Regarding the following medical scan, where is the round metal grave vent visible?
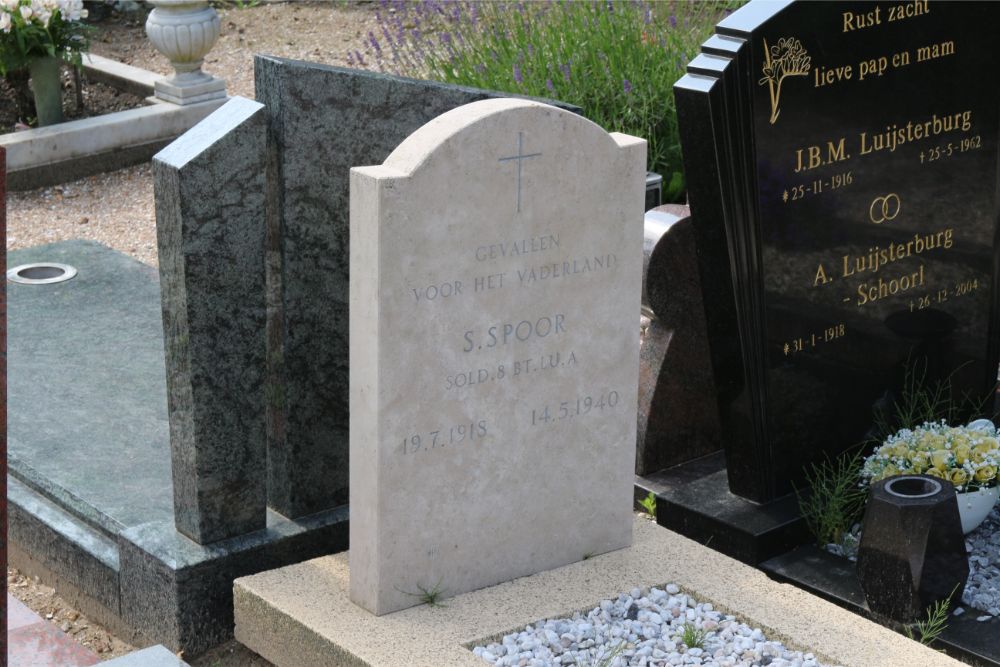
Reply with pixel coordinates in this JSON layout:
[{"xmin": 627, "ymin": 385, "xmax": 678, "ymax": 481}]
[{"xmin": 7, "ymin": 262, "xmax": 78, "ymax": 285}]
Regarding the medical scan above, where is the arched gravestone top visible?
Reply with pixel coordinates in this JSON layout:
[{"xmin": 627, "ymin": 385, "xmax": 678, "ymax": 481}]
[
  {"xmin": 676, "ymin": 0, "xmax": 1000, "ymax": 502},
  {"xmin": 349, "ymin": 98, "xmax": 645, "ymax": 615}
]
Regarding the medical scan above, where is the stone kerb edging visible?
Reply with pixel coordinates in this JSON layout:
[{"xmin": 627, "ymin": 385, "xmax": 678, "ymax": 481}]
[
  {"xmin": 234, "ymin": 517, "xmax": 960, "ymax": 667},
  {"xmin": 1, "ymin": 53, "xmax": 227, "ymax": 190}
]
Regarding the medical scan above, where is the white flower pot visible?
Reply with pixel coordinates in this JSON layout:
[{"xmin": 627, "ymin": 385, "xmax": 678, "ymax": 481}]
[{"xmin": 956, "ymin": 486, "xmax": 998, "ymax": 534}]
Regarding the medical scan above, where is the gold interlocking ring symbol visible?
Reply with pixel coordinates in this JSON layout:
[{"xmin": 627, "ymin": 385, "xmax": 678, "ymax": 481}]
[{"xmin": 869, "ymin": 194, "xmax": 901, "ymax": 224}]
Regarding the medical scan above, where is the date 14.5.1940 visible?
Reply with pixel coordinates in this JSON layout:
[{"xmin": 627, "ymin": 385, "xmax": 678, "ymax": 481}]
[{"xmin": 530, "ymin": 391, "xmax": 622, "ymax": 427}]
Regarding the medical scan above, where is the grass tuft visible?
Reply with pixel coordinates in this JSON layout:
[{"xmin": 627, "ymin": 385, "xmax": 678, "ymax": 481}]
[
  {"xmin": 582, "ymin": 639, "xmax": 627, "ymax": 667},
  {"xmin": 677, "ymin": 623, "xmax": 707, "ymax": 649},
  {"xmin": 638, "ymin": 491, "xmax": 657, "ymax": 519},
  {"xmin": 795, "ymin": 449, "xmax": 868, "ymax": 547}
]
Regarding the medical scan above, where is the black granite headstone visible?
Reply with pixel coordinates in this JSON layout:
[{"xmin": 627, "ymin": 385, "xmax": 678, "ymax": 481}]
[{"xmin": 676, "ymin": 0, "xmax": 1000, "ymax": 503}]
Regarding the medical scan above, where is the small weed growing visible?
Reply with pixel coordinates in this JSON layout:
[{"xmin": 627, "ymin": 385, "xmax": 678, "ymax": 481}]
[
  {"xmin": 795, "ymin": 449, "xmax": 868, "ymax": 547},
  {"xmin": 582, "ymin": 639, "xmax": 627, "ymax": 667},
  {"xmin": 871, "ymin": 359, "xmax": 989, "ymax": 441},
  {"xmin": 677, "ymin": 623, "xmax": 707, "ymax": 650},
  {"xmin": 904, "ymin": 586, "xmax": 957, "ymax": 646},
  {"xmin": 397, "ymin": 580, "xmax": 447, "ymax": 608},
  {"xmin": 638, "ymin": 491, "xmax": 657, "ymax": 519}
]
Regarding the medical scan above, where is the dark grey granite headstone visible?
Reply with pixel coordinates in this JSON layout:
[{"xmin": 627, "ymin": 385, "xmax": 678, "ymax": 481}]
[
  {"xmin": 153, "ymin": 97, "xmax": 268, "ymax": 544},
  {"xmin": 255, "ymin": 57, "xmax": 579, "ymax": 517}
]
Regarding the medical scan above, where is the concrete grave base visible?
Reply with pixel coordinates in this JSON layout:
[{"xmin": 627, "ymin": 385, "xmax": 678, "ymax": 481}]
[{"xmin": 234, "ymin": 516, "xmax": 956, "ymax": 667}]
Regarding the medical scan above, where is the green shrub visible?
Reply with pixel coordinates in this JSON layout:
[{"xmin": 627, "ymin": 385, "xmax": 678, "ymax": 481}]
[{"xmin": 356, "ymin": 1, "xmax": 740, "ymax": 202}]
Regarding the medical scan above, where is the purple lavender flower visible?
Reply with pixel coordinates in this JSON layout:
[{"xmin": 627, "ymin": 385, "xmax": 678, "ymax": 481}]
[
  {"xmin": 560, "ymin": 62, "xmax": 571, "ymax": 82},
  {"xmin": 354, "ymin": 50, "xmax": 366, "ymax": 67},
  {"xmin": 440, "ymin": 32, "xmax": 453, "ymax": 46},
  {"xmin": 513, "ymin": 63, "xmax": 523, "ymax": 84},
  {"xmin": 546, "ymin": 78, "xmax": 554, "ymax": 92},
  {"xmin": 368, "ymin": 31, "xmax": 381, "ymax": 54},
  {"xmin": 346, "ymin": 51, "xmax": 355, "ymax": 66},
  {"xmin": 644, "ymin": 6, "xmax": 652, "ymax": 24},
  {"xmin": 623, "ymin": 78, "xmax": 632, "ymax": 94},
  {"xmin": 669, "ymin": 13, "xmax": 677, "ymax": 28}
]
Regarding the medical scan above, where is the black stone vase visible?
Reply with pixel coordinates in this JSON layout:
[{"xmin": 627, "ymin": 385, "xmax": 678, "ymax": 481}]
[{"xmin": 857, "ymin": 475, "xmax": 968, "ymax": 622}]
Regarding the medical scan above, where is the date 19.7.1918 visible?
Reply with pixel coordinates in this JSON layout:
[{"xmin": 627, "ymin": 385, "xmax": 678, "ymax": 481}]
[{"xmin": 401, "ymin": 420, "xmax": 488, "ymax": 455}]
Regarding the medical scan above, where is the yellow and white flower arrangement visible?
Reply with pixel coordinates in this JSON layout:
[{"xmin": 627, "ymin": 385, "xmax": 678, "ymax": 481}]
[{"xmin": 861, "ymin": 420, "xmax": 1000, "ymax": 492}]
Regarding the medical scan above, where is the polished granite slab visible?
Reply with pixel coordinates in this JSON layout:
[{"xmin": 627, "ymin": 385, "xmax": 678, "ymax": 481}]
[{"xmin": 7, "ymin": 240, "xmax": 348, "ymax": 655}]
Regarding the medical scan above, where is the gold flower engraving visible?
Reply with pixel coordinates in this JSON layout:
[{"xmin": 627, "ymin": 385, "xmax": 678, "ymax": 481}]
[{"xmin": 759, "ymin": 37, "xmax": 811, "ymax": 125}]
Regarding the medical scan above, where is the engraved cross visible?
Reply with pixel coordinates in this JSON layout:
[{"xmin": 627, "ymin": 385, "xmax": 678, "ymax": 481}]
[{"xmin": 498, "ymin": 132, "xmax": 542, "ymax": 213}]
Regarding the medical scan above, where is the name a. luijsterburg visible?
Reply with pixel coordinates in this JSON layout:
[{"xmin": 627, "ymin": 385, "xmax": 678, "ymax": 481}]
[{"xmin": 793, "ymin": 110, "xmax": 973, "ymax": 172}]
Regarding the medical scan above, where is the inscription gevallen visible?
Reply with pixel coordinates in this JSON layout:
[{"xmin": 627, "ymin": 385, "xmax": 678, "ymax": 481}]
[{"xmin": 349, "ymin": 99, "xmax": 645, "ymax": 615}]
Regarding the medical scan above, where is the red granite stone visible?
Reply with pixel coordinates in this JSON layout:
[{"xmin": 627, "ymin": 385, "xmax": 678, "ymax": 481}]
[
  {"xmin": 1, "ymin": 144, "xmax": 7, "ymax": 666},
  {"xmin": 7, "ymin": 595, "xmax": 39, "ymax": 631},
  {"xmin": 7, "ymin": 594, "xmax": 100, "ymax": 667}
]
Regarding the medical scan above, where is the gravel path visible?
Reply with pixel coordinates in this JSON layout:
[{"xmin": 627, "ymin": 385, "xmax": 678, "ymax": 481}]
[{"xmin": 7, "ymin": 1, "xmax": 380, "ymax": 268}]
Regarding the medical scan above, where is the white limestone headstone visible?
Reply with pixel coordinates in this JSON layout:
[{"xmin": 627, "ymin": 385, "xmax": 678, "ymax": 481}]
[{"xmin": 349, "ymin": 98, "xmax": 645, "ymax": 615}]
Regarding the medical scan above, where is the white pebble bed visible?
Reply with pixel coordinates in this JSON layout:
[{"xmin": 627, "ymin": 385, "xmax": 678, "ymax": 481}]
[
  {"xmin": 959, "ymin": 505, "xmax": 1000, "ymax": 620},
  {"xmin": 472, "ymin": 584, "xmax": 829, "ymax": 667}
]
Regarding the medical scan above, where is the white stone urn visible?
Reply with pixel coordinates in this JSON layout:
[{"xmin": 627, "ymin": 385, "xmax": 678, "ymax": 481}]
[{"xmin": 145, "ymin": 0, "xmax": 226, "ymax": 105}]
